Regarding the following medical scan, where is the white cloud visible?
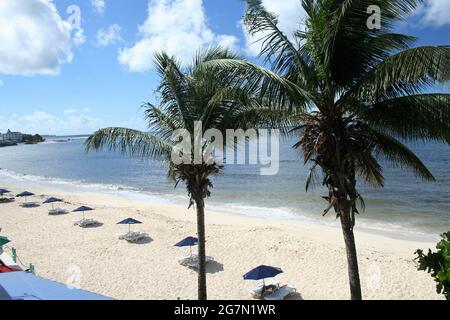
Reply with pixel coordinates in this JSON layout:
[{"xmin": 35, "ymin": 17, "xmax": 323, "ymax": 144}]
[
  {"xmin": 63, "ymin": 107, "xmax": 91, "ymax": 115},
  {"xmin": 0, "ymin": 111, "xmax": 104, "ymax": 135},
  {"xmin": 0, "ymin": 0, "xmax": 83, "ymax": 76},
  {"xmin": 118, "ymin": 0, "xmax": 239, "ymax": 72},
  {"xmin": 91, "ymin": 0, "xmax": 106, "ymax": 15},
  {"xmin": 243, "ymin": 0, "xmax": 307, "ymax": 57},
  {"xmin": 73, "ymin": 29, "xmax": 86, "ymax": 46},
  {"xmin": 420, "ymin": 0, "xmax": 450, "ymax": 27},
  {"xmin": 96, "ymin": 24, "xmax": 123, "ymax": 47},
  {"xmin": 0, "ymin": 110, "xmax": 147, "ymax": 135},
  {"xmin": 216, "ymin": 35, "xmax": 240, "ymax": 53}
]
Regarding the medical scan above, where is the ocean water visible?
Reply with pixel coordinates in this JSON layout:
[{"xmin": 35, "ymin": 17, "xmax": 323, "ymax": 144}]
[{"xmin": 0, "ymin": 137, "xmax": 448, "ymax": 240}]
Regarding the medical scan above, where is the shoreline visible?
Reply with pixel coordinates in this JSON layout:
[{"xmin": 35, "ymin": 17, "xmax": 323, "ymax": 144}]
[
  {"xmin": 0, "ymin": 169, "xmax": 442, "ymax": 243},
  {"xmin": 0, "ymin": 180, "xmax": 442, "ymax": 300}
]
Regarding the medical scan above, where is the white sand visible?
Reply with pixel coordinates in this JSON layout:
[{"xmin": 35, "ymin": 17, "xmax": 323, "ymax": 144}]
[{"xmin": 0, "ymin": 182, "xmax": 442, "ymax": 300}]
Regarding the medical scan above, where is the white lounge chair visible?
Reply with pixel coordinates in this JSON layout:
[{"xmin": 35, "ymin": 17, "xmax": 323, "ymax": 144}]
[
  {"xmin": 74, "ymin": 218, "xmax": 100, "ymax": 228},
  {"xmin": 119, "ymin": 231, "xmax": 149, "ymax": 243},
  {"xmin": 178, "ymin": 253, "xmax": 215, "ymax": 268},
  {"xmin": 249, "ymin": 283, "xmax": 279, "ymax": 299},
  {"xmin": 20, "ymin": 202, "xmax": 40, "ymax": 208},
  {"xmin": 264, "ymin": 285, "xmax": 297, "ymax": 300},
  {"xmin": 49, "ymin": 208, "xmax": 69, "ymax": 215},
  {"xmin": 0, "ymin": 197, "xmax": 14, "ymax": 204}
]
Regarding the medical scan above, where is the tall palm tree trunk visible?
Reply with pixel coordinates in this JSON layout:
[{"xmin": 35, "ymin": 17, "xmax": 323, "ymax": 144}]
[
  {"xmin": 339, "ymin": 207, "xmax": 362, "ymax": 300},
  {"xmin": 195, "ymin": 196, "xmax": 207, "ymax": 300}
]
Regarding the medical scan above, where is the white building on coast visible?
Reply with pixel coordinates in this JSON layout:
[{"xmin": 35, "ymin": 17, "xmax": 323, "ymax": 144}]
[{"xmin": 0, "ymin": 130, "xmax": 23, "ymax": 143}]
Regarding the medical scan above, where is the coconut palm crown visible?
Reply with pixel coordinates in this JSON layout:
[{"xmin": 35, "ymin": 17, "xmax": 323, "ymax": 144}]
[
  {"xmin": 85, "ymin": 47, "xmax": 291, "ymax": 300},
  {"xmin": 208, "ymin": 0, "xmax": 450, "ymax": 299}
]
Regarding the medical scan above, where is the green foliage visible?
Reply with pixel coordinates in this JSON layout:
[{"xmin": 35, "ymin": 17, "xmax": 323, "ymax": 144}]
[
  {"xmin": 415, "ymin": 232, "xmax": 450, "ymax": 300},
  {"xmin": 22, "ymin": 134, "xmax": 45, "ymax": 143}
]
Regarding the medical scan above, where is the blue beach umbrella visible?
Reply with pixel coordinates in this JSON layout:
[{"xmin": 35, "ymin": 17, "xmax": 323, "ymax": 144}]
[
  {"xmin": 17, "ymin": 191, "xmax": 34, "ymax": 197},
  {"xmin": 117, "ymin": 218, "xmax": 142, "ymax": 233},
  {"xmin": 175, "ymin": 237, "xmax": 198, "ymax": 256},
  {"xmin": 43, "ymin": 197, "xmax": 63, "ymax": 210},
  {"xmin": 16, "ymin": 191, "xmax": 35, "ymax": 202},
  {"xmin": 244, "ymin": 265, "xmax": 283, "ymax": 286},
  {"xmin": 0, "ymin": 189, "xmax": 10, "ymax": 196},
  {"xmin": 73, "ymin": 206, "xmax": 94, "ymax": 219}
]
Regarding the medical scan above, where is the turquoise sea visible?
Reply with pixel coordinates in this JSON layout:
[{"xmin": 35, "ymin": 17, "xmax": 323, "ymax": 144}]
[{"xmin": 0, "ymin": 137, "xmax": 448, "ymax": 240}]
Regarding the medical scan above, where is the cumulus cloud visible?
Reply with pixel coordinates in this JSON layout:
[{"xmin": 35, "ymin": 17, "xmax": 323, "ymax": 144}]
[
  {"xmin": 118, "ymin": 0, "xmax": 239, "ymax": 72},
  {"xmin": 96, "ymin": 24, "xmax": 123, "ymax": 47},
  {"xmin": 0, "ymin": 110, "xmax": 147, "ymax": 135},
  {"xmin": 63, "ymin": 107, "xmax": 91, "ymax": 115},
  {"xmin": 91, "ymin": 0, "xmax": 106, "ymax": 15},
  {"xmin": 0, "ymin": 0, "xmax": 84, "ymax": 76},
  {"xmin": 0, "ymin": 111, "xmax": 99, "ymax": 135},
  {"xmin": 243, "ymin": 0, "xmax": 307, "ymax": 57},
  {"xmin": 420, "ymin": 0, "xmax": 450, "ymax": 27}
]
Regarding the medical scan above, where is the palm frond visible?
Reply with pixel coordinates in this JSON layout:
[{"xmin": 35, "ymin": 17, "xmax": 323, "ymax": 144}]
[
  {"xmin": 361, "ymin": 94, "xmax": 450, "ymax": 143},
  {"xmin": 345, "ymin": 46, "xmax": 450, "ymax": 102},
  {"xmin": 201, "ymin": 58, "xmax": 313, "ymax": 110},
  {"xmin": 244, "ymin": 0, "xmax": 313, "ymax": 84},
  {"xmin": 85, "ymin": 127, "xmax": 172, "ymax": 161},
  {"xmin": 368, "ymin": 128, "xmax": 435, "ymax": 181}
]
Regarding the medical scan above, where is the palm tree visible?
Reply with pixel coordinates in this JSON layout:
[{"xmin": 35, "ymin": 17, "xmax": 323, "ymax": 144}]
[
  {"xmin": 84, "ymin": 48, "xmax": 291, "ymax": 300},
  {"xmin": 210, "ymin": 0, "xmax": 450, "ymax": 299}
]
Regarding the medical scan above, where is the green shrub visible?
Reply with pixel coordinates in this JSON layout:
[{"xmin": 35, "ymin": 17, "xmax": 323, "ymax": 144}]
[{"xmin": 415, "ymin": 232, "xmax": 450, "ymax": 300}]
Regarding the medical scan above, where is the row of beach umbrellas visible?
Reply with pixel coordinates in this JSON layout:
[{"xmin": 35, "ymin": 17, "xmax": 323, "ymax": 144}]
[
  {"xmin": 3, "ymin": 188, "xmax": 284, "ymax": 286},
  {"xmin": 2, "ymin": 189, "xmax": 144, "ymax": 233}
]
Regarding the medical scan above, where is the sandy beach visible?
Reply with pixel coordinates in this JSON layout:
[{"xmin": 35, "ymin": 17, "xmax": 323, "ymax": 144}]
[{"xmin": 0, "ymin": 181, "xmax": 442, "ymax": 300}]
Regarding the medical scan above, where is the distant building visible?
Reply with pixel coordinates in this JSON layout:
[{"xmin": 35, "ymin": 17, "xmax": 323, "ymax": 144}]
[{"xmin": 0, "ymin": 130, "xmax": 23, "ymax": 143}]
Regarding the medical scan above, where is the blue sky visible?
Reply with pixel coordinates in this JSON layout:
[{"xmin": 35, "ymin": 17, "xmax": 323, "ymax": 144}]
[{"xmin": 0, "ymin": 0, "xmax": 449, "ymax": 136}]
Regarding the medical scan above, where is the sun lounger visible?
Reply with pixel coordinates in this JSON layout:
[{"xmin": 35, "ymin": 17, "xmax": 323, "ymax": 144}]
[
  {"xmin": 74, "ymin": 218, "xmax": 100, "ymax": 228},
  {"xmin": 177, "ymin": 254, "xmax": 214, "ymax": 269},
  {"xmin": 20, "ymin": 202, "xmax": 40, "ymax": 208},
  {"xmin": 249, "ymin": 283, "xmax": 279, "ymax": 299},
  {"xmin": 0, "ymin": 198, "xmax": 14, "ymax": 204},
  {"xmin": 0, "ymin": 259, "xmax": 21, "ymax": 273},
  {"xmin": 119, "ymin": 231, "xmax": 149, "ymax": 243},
  {"xmin": 186, "ymin": 256, "xmax": 214, "ymax": 269},
  {"xmin": 48, "ymin": 208, "xmax": 69, "ymax": 215},
  {"xmin": 264, "ymin": 285, "xmax": 296, "ymax": 300}
]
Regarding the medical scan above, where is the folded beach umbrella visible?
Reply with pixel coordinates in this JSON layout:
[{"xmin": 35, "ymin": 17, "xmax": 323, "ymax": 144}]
[
  {"xmin": 43, "ymin": 197, "xmax": 63, "ymax": 210},
  {"xmin": 244, "ymin": 265, "xmax": 283, "ymax": 285},
  {"xmin": 73, "ymin": 206, "xmax": 94, "ymax": 219},
  {"xmin": 175, "ymin": 237, "xmax": 198, "ymax": 256},
  {"xmin": 117, "ymin": 218, "xmax": 142, "ymax": 233},
  {"xmin": 0, "ymin": 189, "xmax": 10, "ymax": 196}
]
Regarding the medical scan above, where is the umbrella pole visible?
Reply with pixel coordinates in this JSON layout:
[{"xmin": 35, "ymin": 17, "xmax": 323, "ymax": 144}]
[
  {"xmin": 129, "ymin": 224, "xmax": 131, "ymax": 234},
  {"xmin": 190, "ymin": 245, "xmax": 192, "ymax": 257}
]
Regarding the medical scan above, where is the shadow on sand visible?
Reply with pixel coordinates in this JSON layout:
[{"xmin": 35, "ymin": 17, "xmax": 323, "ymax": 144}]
[
  {"xmin": 128, "ymin": 237, "xmax": 154, "ymax": 245},
  {"xmin": 206, "ymin": 261, "xmax": 224, "ymax": 274},
  {"xmin": 80, "ymin": 222, "xmax": 104, "ymax": 229},
  {"xmin": 285, "ymin": 292, "xmax": 304, "ymax": 300}
]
